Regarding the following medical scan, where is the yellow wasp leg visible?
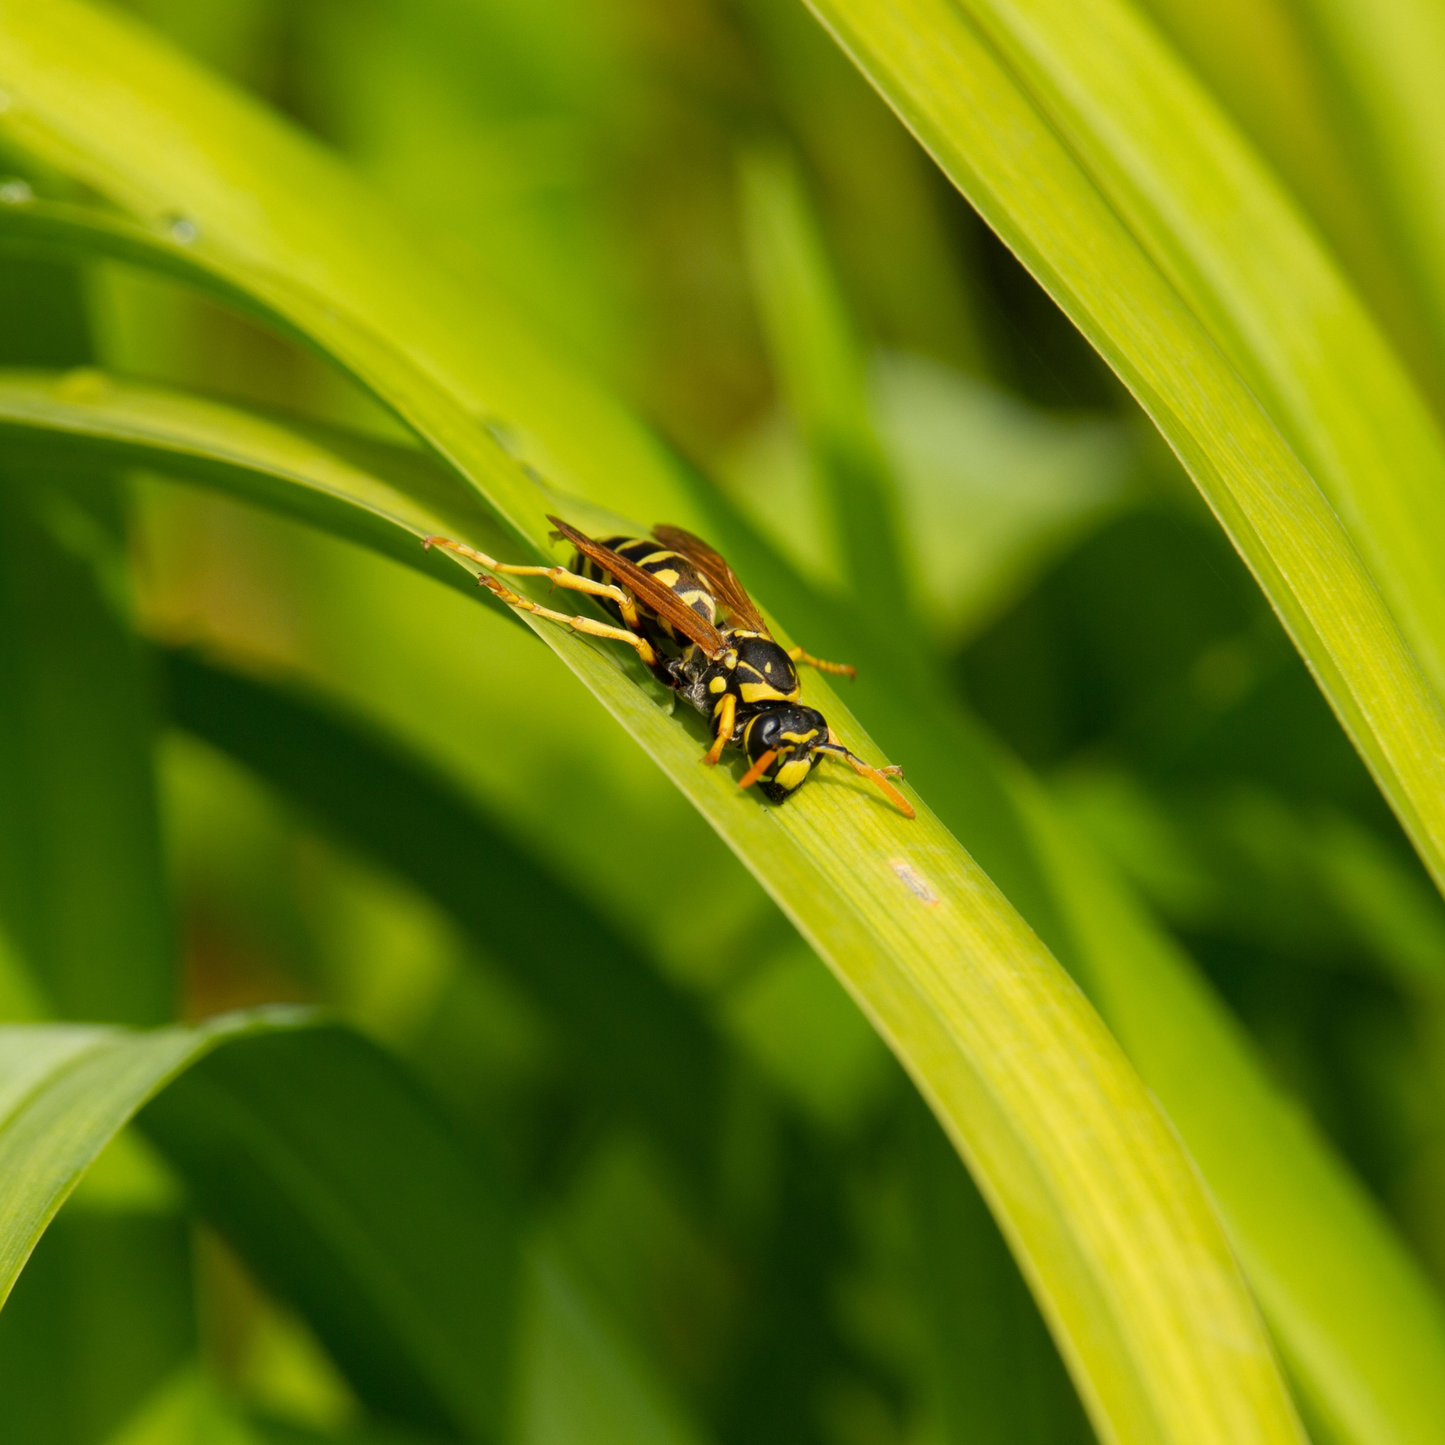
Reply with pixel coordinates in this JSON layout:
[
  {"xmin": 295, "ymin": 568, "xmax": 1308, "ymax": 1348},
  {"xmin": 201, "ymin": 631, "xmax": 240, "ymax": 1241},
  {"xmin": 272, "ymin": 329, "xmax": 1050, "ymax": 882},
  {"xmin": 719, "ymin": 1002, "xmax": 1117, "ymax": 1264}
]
[
  {"xmin": 423, "ymin": 534, "xmax": 645, "ymax": 629},
  {"xmin": 786, "ymin": 646, "xmax": 857, "ymax": 681},
  {"xmin": 473, "ymin": 573, "xmax": 661, "ymax": 667},
  {"xmin": 702, "ymin": 692, "xmax": 736, "ymax": 766}
]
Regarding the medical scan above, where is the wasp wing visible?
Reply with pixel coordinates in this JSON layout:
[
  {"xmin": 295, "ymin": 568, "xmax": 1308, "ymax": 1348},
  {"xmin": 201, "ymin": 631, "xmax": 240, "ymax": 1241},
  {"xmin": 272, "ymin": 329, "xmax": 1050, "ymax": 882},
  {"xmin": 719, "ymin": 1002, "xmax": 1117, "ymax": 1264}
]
[
  {"xmin": 548, "ymin": 515, "xmax": 728, "ymax": 657},
  {"xmin": 651, "ymin": 524, "xmax": 771, "ymax": 637}
]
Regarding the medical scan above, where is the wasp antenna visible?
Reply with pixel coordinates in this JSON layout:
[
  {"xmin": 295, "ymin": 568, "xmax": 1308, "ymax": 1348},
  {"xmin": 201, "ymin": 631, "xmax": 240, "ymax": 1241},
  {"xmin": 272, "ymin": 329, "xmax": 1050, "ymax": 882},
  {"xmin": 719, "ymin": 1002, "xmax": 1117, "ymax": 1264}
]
[
  {"xmin": 738, "ymin": 750, "xmax": 778, "ymax": 790},
  {"xmin": 818, "ymin": 743, "xmax": 915, "ymax": 819}
]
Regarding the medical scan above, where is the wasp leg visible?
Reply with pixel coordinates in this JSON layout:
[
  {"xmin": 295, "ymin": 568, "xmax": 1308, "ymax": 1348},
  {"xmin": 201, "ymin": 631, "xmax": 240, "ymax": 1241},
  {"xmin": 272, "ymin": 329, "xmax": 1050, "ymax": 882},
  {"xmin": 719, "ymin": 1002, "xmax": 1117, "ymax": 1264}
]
[
  {"xmin": 786, "ymin": 646, "xmax": 857, "ymax": 681},
  {"xmin": 475, "ymin": 573, "xmax": 661, "ymax": 668},
  {"xmin": 702, "ymin": 692, "xmax": 736, "ymax": 766},
  {"xmin": 422, "ymin": 534, "xmax": 645, "ymax": 630}
]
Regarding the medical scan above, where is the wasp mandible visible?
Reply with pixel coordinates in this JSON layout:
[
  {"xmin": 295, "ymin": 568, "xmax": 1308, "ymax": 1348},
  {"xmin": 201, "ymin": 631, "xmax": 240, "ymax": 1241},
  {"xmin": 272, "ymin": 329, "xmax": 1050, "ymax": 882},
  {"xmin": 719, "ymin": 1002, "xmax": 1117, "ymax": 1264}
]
[{"xmin": 423, "ymin": 517, "xmax": 914, "ymax": 818}]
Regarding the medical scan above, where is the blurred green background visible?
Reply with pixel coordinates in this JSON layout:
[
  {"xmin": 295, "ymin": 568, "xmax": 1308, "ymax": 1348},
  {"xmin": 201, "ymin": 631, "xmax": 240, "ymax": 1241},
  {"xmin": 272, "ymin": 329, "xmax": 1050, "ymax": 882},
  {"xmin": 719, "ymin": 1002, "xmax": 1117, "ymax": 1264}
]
[{"xmin": 6, "ymin": 1, "xmax": 1445, "ymax": 1443}]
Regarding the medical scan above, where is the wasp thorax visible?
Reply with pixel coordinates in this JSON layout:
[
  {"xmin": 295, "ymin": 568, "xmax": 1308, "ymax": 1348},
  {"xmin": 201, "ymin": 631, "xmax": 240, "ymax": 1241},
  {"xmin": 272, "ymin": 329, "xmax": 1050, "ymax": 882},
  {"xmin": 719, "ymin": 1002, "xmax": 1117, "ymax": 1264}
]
[{"xmin": 731, "ymin": 634, "xmax": 800, "ymax": 706}]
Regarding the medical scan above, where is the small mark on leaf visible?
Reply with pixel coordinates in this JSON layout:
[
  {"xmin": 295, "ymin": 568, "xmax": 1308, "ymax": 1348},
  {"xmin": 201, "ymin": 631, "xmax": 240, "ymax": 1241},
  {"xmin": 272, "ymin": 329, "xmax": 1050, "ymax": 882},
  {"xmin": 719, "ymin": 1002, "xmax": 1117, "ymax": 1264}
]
[{"xmin": 890, "ymin": 859, "xmax": 940, "ymax": 907}]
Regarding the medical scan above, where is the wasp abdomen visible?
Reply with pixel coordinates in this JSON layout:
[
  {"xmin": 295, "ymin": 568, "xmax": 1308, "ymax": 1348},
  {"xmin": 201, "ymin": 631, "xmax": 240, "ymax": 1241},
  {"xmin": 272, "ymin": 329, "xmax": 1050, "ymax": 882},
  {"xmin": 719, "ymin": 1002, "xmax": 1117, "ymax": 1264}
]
[{"xmin": 576, "ymin": 536, "xmax": 718, "ymax": 645}]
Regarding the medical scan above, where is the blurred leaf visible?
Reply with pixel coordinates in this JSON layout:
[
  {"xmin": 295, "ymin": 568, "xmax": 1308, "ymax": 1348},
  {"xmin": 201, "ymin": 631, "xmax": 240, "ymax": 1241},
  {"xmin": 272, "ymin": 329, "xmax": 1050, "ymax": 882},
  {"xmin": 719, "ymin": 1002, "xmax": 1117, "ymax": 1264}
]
[
  {"xmin": 735, "ymin": 0, "xmax": 989, "ymax": 373},
  {"xmin": 139, "ymin": 1025, "xmax": 520, "ymax": 1443},
  {"xmin": 1291, "ymin": 0, "xmax": 1445, "ymax": 391},
  {"xmin": 0, "ymin": 256, "xmax": 172, "ymax": 1026},
  {"xmin": 0, "ymin": 487, "xmax": 173, "ymax": 1023},
  {"xmin": 0, "ymin": 367, "xmax": 513, "ymax": 613},
  {"xmin": 720, "ymin": 352, "xmax": 1137, "ymax": 648},
  {"xmin": 1127, "ymin": 0, "xmax": 1433, "ymax": 396},
  {"xmin": 872, "ymin": 353, "xmax": 1136, "ymax": 642},
  {"xmin": 721, "ymin": 939, "xmax": 892, "ymax": 1135},
  {"xmin": 156, "ymin": 645, "xmax": 726, "ymax": 1191},
  {"xmin": 513, "ymin": 1246, "xmax": 709, "ymax": 1445},
  {"xmin": 904, "ymin": 1096, "xmax": 1091, "ymax": 1444},
  {"xmin": 800, "ymin": 0, "xmax": 1445, "ymax": 909},
  {"xmin": 0, "ymin": 251, "xmax": 90, "ymax": 369},
  {"xmin": 108, "ymin": 1370, "xmax": 260, "ymax": 1445},
  {"xmin": 0, "ymin": 1010, "xmax": 292, "ymax": 1308},
  {"xmin": 0, "ymin": 1210, "xmax": 194, "ymax": 1445},
  {"xmin": 0, "ymin": 10, "xmax": 1312, "ymax": 1442},
  {"xmin": 0, "ymin": 1011, "xmax": 521, "ymax": 1442},
  {"xmin": 739, "ymin": 146, "xmax": 911, "ymax": 621}
]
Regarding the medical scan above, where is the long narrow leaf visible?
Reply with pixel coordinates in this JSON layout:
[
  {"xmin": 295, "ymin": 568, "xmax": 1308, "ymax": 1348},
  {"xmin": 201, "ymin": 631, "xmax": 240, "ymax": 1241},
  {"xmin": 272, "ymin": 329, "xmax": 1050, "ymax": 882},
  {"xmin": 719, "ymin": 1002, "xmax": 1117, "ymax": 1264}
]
[
  {"xmin": 798, "ymin": 0, "xmax": 1445, "ymax": 909},
  {"xmin": 138, "ymin": 1025, "xmax": 520, "ymax": 1442},
  {"xmin": 0, "ymin": 1011, "xmax": 520, "ymax": 1442},
  {"xmin": 0, "ymin": 256, "xmax": 172, "ymax": 1025},
  {"xmin": 0, "ymin": 1010, "xmax": 294, "ymax": 1308}
]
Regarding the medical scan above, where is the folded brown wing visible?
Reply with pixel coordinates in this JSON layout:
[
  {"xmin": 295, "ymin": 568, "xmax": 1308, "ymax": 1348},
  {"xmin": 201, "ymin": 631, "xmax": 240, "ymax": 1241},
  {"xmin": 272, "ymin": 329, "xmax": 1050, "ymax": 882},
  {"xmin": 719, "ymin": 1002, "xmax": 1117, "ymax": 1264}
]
[
  {"xmin": 548, "ymin": 515, "xmax": 728, "ymax": 657},
  {"xmin": 651, "ymin": 524, "xmax": 770, "ymax": 637}
]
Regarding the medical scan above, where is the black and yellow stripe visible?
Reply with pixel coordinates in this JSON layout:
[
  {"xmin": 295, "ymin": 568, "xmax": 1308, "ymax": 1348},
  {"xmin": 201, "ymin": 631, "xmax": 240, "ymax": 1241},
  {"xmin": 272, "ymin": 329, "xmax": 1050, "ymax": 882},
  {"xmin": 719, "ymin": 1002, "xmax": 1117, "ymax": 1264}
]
[{"xmin": 577, "ymin": 536, "xmax": 718, "ymax": 644}]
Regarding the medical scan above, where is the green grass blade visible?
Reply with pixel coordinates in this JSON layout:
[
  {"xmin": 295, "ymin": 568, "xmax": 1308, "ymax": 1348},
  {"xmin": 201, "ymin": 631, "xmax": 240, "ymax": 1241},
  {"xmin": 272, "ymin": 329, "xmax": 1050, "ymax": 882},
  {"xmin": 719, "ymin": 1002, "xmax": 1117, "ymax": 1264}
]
[
  {"xmin": 1292, "ymin": 0, "xmax": 1445, "ymax": 386},
  {"xmin": 738, "ymin": 146, "xmax": 911, "ymax": 619},
  {"xmin": 0, "ymin": 481, "xmax": 173, "ymax": 1024},
  {"xmin": 0, "ymin": 9, "xmax": 1312, "ymax": 1440},
  {"xmin": 1125, "ymin": 0, "xmax": 1434, "ymax": 395},
  {"xmin": 0, "ymin": 366, "xmax": 518, "ymax": 613},
  {"xmin": 0, "ymin": 1010, "xmax": 299, "ymax": 1308},
  {"xmin": 958, "ymin": 0, "xmax": 1445, "ymax": 700},
  {"xmin": 0, "ymin": 1012, "xmax": 521, "ymax": 1442},
  {"xmin": 797, "ymin": 0, "xmax": 1445, "ymax": 907},
  {"xmin": 138, "ymin": 1025, "xmax": 520, "ymax": 1442}
]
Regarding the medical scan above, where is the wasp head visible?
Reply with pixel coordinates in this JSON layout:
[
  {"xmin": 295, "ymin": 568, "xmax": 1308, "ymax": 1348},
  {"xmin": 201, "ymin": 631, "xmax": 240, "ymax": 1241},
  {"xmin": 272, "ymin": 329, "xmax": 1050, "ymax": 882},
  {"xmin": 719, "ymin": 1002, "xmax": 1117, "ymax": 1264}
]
[
  {"xmin": 739, "ymin": 704, "xmax": 915, "ymax": 817},
  {"xmin": 740, "ymin": 705, "xmax": 829, "ymax": 801}
]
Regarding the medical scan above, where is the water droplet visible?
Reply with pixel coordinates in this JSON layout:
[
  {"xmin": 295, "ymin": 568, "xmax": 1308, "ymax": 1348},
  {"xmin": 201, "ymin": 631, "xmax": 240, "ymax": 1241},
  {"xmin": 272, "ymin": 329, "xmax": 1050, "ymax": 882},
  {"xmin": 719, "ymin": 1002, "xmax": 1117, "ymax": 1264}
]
[
  {"xmin": 0, "ymin": 179, "xmax": 33, "ymax": 205},
  {"xmin": 166, "ymin": 214, "xmax": 199, "ymax": 245},
  {"xmin": 0, "ymin": 92, "xmax": 12, "ymax": 115}
]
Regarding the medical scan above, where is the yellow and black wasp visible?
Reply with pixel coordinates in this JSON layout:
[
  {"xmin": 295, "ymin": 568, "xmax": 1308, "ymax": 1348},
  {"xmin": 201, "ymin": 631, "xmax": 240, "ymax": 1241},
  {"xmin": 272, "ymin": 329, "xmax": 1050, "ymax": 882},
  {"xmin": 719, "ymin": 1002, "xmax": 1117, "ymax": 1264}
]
[{"xmin": 424, "ymin": 517, "xmax": 914, "ymax": 817}]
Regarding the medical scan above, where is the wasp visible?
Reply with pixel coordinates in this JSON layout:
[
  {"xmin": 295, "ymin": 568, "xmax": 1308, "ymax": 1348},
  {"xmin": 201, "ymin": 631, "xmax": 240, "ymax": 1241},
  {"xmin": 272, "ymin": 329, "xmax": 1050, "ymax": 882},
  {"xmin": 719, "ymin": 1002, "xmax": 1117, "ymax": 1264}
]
[{"xmin": 423, "ymin": 517, "xmax": 914, "ymax": 817}]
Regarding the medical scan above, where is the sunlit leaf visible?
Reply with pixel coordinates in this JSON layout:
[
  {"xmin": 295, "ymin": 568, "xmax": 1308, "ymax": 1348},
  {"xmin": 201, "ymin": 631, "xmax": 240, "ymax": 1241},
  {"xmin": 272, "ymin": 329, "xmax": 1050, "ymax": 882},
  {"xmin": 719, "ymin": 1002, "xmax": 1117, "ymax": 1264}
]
[
  {"xmin": 798, "ymin": 0, "xmax": 1445, "ymax": 920},
  {"xmin": 727, "ymin": 69, "xmax": 1445, "ymax": 1442}
]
